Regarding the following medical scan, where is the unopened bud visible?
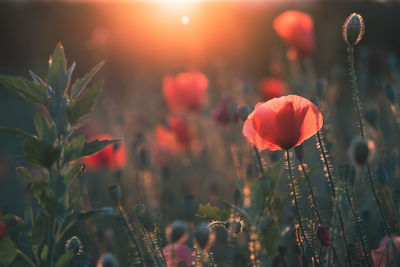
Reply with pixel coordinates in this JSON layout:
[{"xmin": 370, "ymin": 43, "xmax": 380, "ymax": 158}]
[
  {"xmin": 224, "ymin": 220, "xmax": 242, "ymax": 234},
  {"xmin": 343, "ymin": 13, "xmax": 365, "ymax": 46},
  {"xmin": 194, "ymin": 223, "xmax": 210, "ymax": 249},
  {"xmin": 108, "ymin": 184, "xmax": 121, "ymax": 204},
  {"xmin": 349, "ymin": 138, "xmax": 369, "ymax": 165},
  {"xmin": 98, "ymin": 252, "xmax": 119, "ymax": 267},
  {"xmin": 316, "ymin": 225, "xmax": 330, "ymax": 246},
  {"xmin": 134, "ymin": 204, "xmax": 146, "ymax": 219},
  {"xmin": 65, "ymin": 236, "xmax": 83, "ymax": 255},
  {"xmin": 169, "ymin": 221, "xmax": 188, "ymax": 244}
]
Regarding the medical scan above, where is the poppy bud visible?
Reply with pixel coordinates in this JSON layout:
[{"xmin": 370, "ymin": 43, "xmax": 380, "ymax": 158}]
[
  {"xmin": 98, "ymin": 252, "xmax": 119, "ymax": 267},
  {"xmin": 224, "ymin": 220, "xmax": 242, "ymax": 233},
  {"xmin": 384, "ymin": 84, "xmax": 398, "ymax": 104},
  {"xmin": 238, "ymin": 106, "xmax": 251, "ymax": 121},
  {"xmin": 349, "ymin": 138, "xmax": 369, "ymax": 165},
  {"xmin": 364, "ymin": 107, "xmax": 378, "ymax": 128},
  {"xmin": 65, "ymin": 236, "xmax": 83, "ymax": 255},
  {"xmin": 316, "ymin": 225, "xmax": 330, "ymax": 246},
  {"xmin": 343, "ymin": 13, "xmax": 365, "ymax": 46},
  {"xmin": 108, "ymin": 184, "xmax": 121, "ymax": 204},
  {"xmin": 169, "ymin": 221, "xmax": 188, "ymax": 244},
  {"xmin": 294, "ymin": 144, "xmax": 304, "ymax": 162},
  {"xmin": 194, "ymin": 223, "xmax": 210, "ymax": 249}
]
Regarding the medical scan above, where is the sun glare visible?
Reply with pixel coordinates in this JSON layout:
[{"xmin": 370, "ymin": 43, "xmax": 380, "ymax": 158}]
[{"xmin": 181, "ymin": 15, "xmax": 190, "ymax": 25}]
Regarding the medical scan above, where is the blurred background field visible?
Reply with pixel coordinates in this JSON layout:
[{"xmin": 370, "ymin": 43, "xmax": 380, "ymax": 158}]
[{"xmin": 1, "ymin": 0, "xmax": 400, "ymax": 266}]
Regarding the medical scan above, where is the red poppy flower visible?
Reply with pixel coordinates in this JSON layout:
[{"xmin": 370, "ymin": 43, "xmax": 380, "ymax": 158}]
[
  {"xmin": 371, "ymin": 236, "xmax": 400, "ymax": 267},
  {"xmin": 163, "ymin": 71, "xmax": 208, "ymax": 111},
  {"xmin": 0, "ymin": 221, "xmax": 6, "ymax": 240},
  {"xmin": 163, "ymin": 244, "xmax": 194, "ymax": 267},
  {"xmin": 168, "ymin": 115, "xmax": 193, "ymax": 150},
  {"xmin": 82, "ymin": 134, "xmax": 127, "ymax": 171},
  {"xmin": 259, "ymin": 78, "xmax": 286, "ymax": 101},
  {"xmin": 213, "ymin": 95, "xmax": 239, "ymax": 125},
  {"xmin": 273, "ymin": 10, "xmax": 315, "ymax": 57},
  {"xmin": 243, "ymin": 95, "xmax": 323, "ymax": 151}
]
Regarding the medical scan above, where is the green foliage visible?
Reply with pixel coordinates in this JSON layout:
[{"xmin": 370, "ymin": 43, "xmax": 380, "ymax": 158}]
[
  {"xmin": 199, "ymin": 204, "xmax": 230, "ymax": 221},
  {"xmin": 0, "ymin": 43, "xmax": 119, "ymax": 267}
]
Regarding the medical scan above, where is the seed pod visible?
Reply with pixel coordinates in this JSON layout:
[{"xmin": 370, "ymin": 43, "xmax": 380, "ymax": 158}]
[
  {"xmin": 98, "ymin": 252, "xmax": 119, "ymax": 267},
  {"xmin": 194, "ymin": 223, "xmax": 210, "ymax": 249},
  {"xmin": 316, "ymin": 225, "xmax": 330, "ymax": 246},
  {"xmin": 349, "ymin": 138, "xmax": 369, "ymax": 165},
  {"xmin": 108, "ymin": 184, "xmax": 122, "ymax": 204},
  {"xmin": 343, "ymin": 13, "xmax": 365, "ymax": 46}
]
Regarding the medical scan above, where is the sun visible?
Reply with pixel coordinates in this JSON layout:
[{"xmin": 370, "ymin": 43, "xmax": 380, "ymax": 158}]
[{"xmin": 181, "ymin": 15, "xmax": 190, "ymax": 25}]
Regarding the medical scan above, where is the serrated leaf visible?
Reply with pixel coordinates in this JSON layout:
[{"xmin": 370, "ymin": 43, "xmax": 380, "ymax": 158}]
[
  {"xmin": 81, "ymin": 138, "xmax": 121, "ymax": 157},
  {"xmin": 0, "ymin": 75, "xmax": 48, "ymax": 106},
  {"xmin": 70, "ymin": 61, "xmax": 104, "ymax": 99},
  {"xmin": 67, "ymin": 81, "xmax": 103, "ymax": 125},
  {"xmin": 48, "ymin": 42, "xmax": 69, "ymax": 95},
  {"xmin": 34, "ymin": 114, "xmax": 55, "ymax": 143},
  {"xmin": 64, "ymin": 135, "xmax": 86, "ymax": 163},
  {"xmin": 198, "ymin": 204, "xmax": 230, "ymax": 221},
  {"xmin": 0, "ymin": 237, "xmax": 18, "ymax": 266},
  {"xmin": 22, "ymin": 138, "xmax": 61, "ymax": 168},
  {"xmin": 64, "ymin": 164, "xmax": 84, "ymax": 186}
]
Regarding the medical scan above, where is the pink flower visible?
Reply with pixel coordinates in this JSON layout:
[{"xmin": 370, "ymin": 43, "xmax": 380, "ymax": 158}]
[
  {"xmin": 163, "ymin": 72, "xmax": 208, "ymax": 111},
  {"xmin": 371, "ymin": 236, "xmax": 400, "ymax": 267},
  {"xmin": 163, "ymin": 244, "xmax": 194, "ymax": 267}
]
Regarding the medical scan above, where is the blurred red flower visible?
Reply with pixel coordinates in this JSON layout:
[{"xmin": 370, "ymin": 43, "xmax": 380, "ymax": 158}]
[
  {"xmin": 0, "ymin": 213, "xmax": 6, "ymax": 240},
  {"xmin": 273, "ymin": 10, "xmax": 315, "ymax": 57},
  {"xmin": 371, "ymin": 236, "xmax": 400, "ymax": 267},
  {"xmin": 213, "ymin": 95, "xmax": 238, "ymax": 125},
  {"xmin": 163, "ymin": 71, "xmax": 208, "ymax": 111},
  {"xmin": 163, "ymin": 244, "xmax": 194, "ymax": 267},
  {"xmin": 152, "ymin": 115, "xmax": 193, "ymax": 166},
  {"xmin": 82, "ymin": 134, "xmax": 127, "ymax": 171},
  {"xmin": 259, "ymin": 78, "xmax": 286, "ymax": 101},
  {"xmin": 243, "ymin": 95, "xmax": 323, "ymax": 151}
]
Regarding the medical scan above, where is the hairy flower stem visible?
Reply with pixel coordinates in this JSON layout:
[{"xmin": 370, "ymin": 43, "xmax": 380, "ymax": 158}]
[
  {"xmin": 343, "ymin": 178, "xmax": 372, "ymax": 266},
  {"xmin": 347, "ymin": 45, "xmax": 392, "ymax": 237},
  {"xmin": 316, "ymin": 132, "xmax": 351, "ymax": 267},
  {"xmin": 286, "ymin": 150, "xmax": 310, "ymax": 249},
  {"xmin": 299, "ymin": 161, "xmax": 323, "ymax": 224},
  {"xmin": 253, "ymin": 146, "xmax": 264, "ymax": 174}
]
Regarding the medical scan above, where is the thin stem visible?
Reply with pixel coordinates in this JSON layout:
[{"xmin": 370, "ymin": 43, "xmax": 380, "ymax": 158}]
[
  {"xmin": 286, "ymin": 150, "xmax": 310, "ymax": 248},
  {"xmin": 348, "ymin": 45, "xmax": 392, "ymax": 237},
  {"xmin": 300, "ymin": 161, "xmax": 323, "ymax": 225},
  {"xmin": 253, "ymin": 146, "xmax": 264, "ymax": 174},
  {"xmin": 16, "ymin": 249, "xmax": 36, "ymax": 267}
]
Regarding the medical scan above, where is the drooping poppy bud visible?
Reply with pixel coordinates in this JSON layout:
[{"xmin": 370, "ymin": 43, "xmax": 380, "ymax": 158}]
[
  {"xmin": 224, "ymin": 220, "xmax": 242, "ymax": 234},
  {"xmin": 65, "ymin": 236, "xmax": 83, "ymax": 255},
  {"xmin": 316, "ymin": 225, "xmax": 330, "ymax": 246}
]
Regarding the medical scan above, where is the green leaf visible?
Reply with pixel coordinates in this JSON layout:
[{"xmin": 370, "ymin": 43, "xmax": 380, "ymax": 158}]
[
  {"xmin": 0, "ymin": 75, "xmax": 48, "ymax": 106},
  {"xmin": 40, "ymin": 244, "xmax": 48, "ymax": 261},
  {"xmin": 70, "ymin": 61, "xmax": 104, "ymax": 99},
  {"xmin": 42, "ymin": 195, "xmax": 65, "ymax": 217},
  {"xmin": 64, "ymin": 164, "xmax": 84, "ymax": 186},
  {"xmin": 34, "ymin": 114, "xmax": 55, "ymax": 143},
  {"xmin": 67, "ymin": 81, "xmax": 103, "ymax": 125},
  {"xmin": 81, "ymin": 138, "xmax": 121, "ymax": 157},
  {"xmin": 55, "ymin": 250, "xmax": 75, "ymax": 267},
  {"xmin": 198, "ymin": 204, "xmax": 230, "ymax": 221},
  {"xmin": 29, "ymin": 216, "xmax": 44, "ymax": 245},
  {"xmin": 22, "ymin": 138, "xmax": 61, "ymax": 168},
  {"xmin": 76, "ymin": 207, "xmax": 118, "ymax": 220},
  {"xmin": 64, "ymin": 135, "xmax": 86, "ymax": 163},
  {"xmin": 0, "ymin": 126, "xmax": 37, "ymax": 141},
  {"xmin": 48, "ymin": 42, "xmax": 69, "ymax": 95},
  {"xmin": 0, "ymin": 237, "xmax": 18, "ymax": 266}
]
